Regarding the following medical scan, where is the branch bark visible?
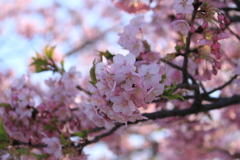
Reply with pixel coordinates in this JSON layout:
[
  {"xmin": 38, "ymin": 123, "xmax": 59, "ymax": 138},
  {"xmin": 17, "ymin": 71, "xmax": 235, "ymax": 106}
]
[{"xmin": 78, "ymin": 94, "xmax": 240, "ymax": 148}]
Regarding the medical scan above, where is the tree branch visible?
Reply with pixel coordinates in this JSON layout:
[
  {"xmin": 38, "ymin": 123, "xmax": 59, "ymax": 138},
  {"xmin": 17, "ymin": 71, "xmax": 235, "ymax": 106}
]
[
  {"xmin": 220, "ymin": 7, "xmax": 240, "ymax": 12},
  {"xmin": 77, "ymin": 94, "xmax": 240, "ymax": 148},
  {"xmin": 182, "ymin": 0, "xmax": 201, "ymax": 83},
  {"xmin": 9, "ymin": 94, "xmax": 240, "ymax": 152},
  {"xmin": 205, "ymin": 75, "xmax": 238, "ymax": 95}
]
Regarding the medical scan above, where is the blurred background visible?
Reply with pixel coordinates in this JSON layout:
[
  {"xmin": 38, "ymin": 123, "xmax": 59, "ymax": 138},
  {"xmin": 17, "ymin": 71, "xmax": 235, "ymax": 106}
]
[{"xmin": 0, "ymin": 0, "xmax": 137, "ymax": 80}]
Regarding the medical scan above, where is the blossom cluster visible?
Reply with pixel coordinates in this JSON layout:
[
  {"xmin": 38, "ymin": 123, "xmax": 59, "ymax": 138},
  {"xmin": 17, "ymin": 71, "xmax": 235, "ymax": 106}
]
[
  {"xmin": 118, "ymin": 16, "xmax": 146, "ymax": 57},
  {"xmin": 83, "ymin": 53, "xmax": 166, "ymax": 128},
  {"xmin": 0, "ymin": 67, "xmax": 92, "ymax": 159}
]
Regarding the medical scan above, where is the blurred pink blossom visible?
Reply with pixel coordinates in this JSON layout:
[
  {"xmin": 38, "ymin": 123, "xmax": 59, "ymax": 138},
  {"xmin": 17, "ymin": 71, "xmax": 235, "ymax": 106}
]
[{"xmin": 171, "ymin": 19, "xmax": 190, "ymax": 35}]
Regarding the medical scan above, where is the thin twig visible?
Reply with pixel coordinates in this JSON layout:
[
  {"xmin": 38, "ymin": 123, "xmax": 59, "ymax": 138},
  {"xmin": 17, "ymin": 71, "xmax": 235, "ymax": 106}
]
[
  {"xmin": 182, "ymin": 0, "xmax": 200, "ymax": 83},
  {"xmin": 77, "ymin": 85, "xmax": 91, "ymax": 95},
  {"xmin": 205, "ymin": 75, "xmax": 238, "ymax": 95}
]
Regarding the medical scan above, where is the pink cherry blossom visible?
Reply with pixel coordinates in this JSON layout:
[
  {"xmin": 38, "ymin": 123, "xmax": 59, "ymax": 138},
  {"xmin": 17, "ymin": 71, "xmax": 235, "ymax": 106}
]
[
  {"xmin": 15, "ymin": 105, "xmax": 32, "ymax": 119},
  {"xmin": 55, "ymin": 106, "xmax": 72, "ymax": 121},
  {"xmin": 196, "ymin": 39, "xmax": 213, "ymax": 46},
  {"xmin": 111, "ymin": 92, "xmax": 136, "ymax": 116},
  {"xmin": 82, "ymin": 103, "xmax": 114, "ymax": 128},
  {"xmin": 114, "ymin": 66, "xmax": 142, "ymax": 91},
  {"xmin": 119, "ymin": 25, "xmax": 138, "ymax": 41},
  {"xmin": 12, "ymin": 74, "xmax": 28, "ymax": 90},
  {"xmin": 112, "ymin": 53, "xmax": 136, "ymax": 71},
  {"xmin": 95, "ymin": 61, "xmax": 109, "ymax": 80},
  {"xmin": 17, "ymin": 88, "xmax": 36, "ymax": 108},
  {"xmin": 145, "ymin": 84, "xmax": 164, "ymax": 103},
  {"xmin": 217, "ymin": 32, "xmax": 229, "ymax": 40},
  {"xmin": 141, "ymin": 52, "xmax": 160, "ymax": 63},
  {"xmin": 62, "ymin": 66, "xmax": 81, "ymax": 88},
  {"xmin": 125, "ymin": 37, "xmax": 145, "ymax": 57},
  {"xmin": 42, "ymin": 137, "xmax": 62, "ymax": 158},
  {"xmin": 138, "ymin": 63, "xmax": 162, "ymax": 90},
  {"xmin": 173, "ymin": 0, "xmax": 194, "ymax": 14},
  {"xmin": 171, "ymin": 19, "xmax": 190, "ymax": 35},
  {"xmin": 129, "ymin": 15, "xmax": 146, "ymax": 29},
  {"xmin": 96, "ymin": 79, "xmax": 115, "ymax": 100}
]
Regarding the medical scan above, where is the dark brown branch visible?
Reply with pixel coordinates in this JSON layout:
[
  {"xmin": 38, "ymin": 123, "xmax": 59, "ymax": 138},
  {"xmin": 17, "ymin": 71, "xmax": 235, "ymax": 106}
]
[
  {"xmin": 182, "ymin": 0, "xmax": 201, "ymax": 83},
  {"xmin": 77, "ymin": 94, "xmax": 240, "ymax": 148},
  {"xmin": 12, "ymin": 140, "xmax": 47, "ymax": 148},
  {"xmin": 143, "ymin": 95, "xmax": 240, "ymax": 120},
  {"xmin": 220, "ymin": 7, "xmax": 240, "ymax": 12},
  {"xmin": 228, "ymin": 15, "xmax": 240, "ymax": 23},
  {"xmin": 205, "ymin": 75, "xmax": 238, "ymax": 95},
  {"xmin": 199, "ymin": 82, "xmax": 206, "ymax": 92},
  {"xmin": 176, "ymin": 83, "xmax": 199, "ymax": 91},
  {"xmin": 13, "ymin": 94, "xmax": 239, "ymax": 150},
  {"xmin": 76, "ymin": 123, "xmax": 122, "ymax": 152},
  {"xmin": 232, "ymin": 0, "xmax": 240, "ymax": 9},
  {"xmin": 227, "ymin": 27, "xmax": 240, "ymax": 40},
  {"xmin": 76, "ymin": 85, "xmax": 91, "ymax": 95}
]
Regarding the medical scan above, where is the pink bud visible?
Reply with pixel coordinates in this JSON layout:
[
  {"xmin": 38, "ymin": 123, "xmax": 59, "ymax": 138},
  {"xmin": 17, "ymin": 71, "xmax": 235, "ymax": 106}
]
[
  {"xmin": 204, "ymin": 69, "xmax": 211, "ymax": 80},
  {"xmin": 214, "ymin": 61, "xmax": 221, "ymax": 69},
  {"xmin": 224, "ymin": 16, "xmax": 230, "ymax": 24},
  {"xmin": 202, "ymin": 21, "xmax": 208, "ymax": 29},
  {"xmin": 12, "ymin": 94, "xmax": 18, "ymax": 100},
  {"xmin": 212, "ymin": 34, "xmax": 218, "ymax": 41},
  {"xmin": 220, "ymin": 23, "xmax": 225, "ymax": 29},
  {"xmin": 69, "ymin": 121, "xmax": 75, "ymax": 130},
  {"xmin": 217, "ymin": 13, "xmax": 224, "ymax": 21},
  {"xmin": 190, "ymin": 26, "xmax": 195, "ymax": 33},
  {"xmin": 211, "ymin": 42, "xmax": 221, "ymax": 50},
  {"xmin": 212, "ymin": 67, "xmax": 217, "ymax": 75},
  {"xmin": 214, "ymin": 51, "xmax": 222, "ymax": 59},
  {"xmin": 176, "ymin": 13, "xmax": 183, "ymax": 19}
]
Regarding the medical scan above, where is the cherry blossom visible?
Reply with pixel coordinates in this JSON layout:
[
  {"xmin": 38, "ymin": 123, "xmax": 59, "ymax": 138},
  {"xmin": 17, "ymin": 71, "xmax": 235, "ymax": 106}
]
[
  {"xmin": 112, "ymin": 53, "xmax": 136, "ymax": 71},
  {"xmin": 173, "ymin": 0, "xmax": 194, "ymax": 14},
  {"xmin": 138, "ymin": 63, "xmax": 162, "ymax": 90},
  {"xmin": 122, "ymin": 37, "xmax": 145, "ymax": 57},
  {"xmin": 42, "ymin": 137, "xmax": 62, "ymax": 158},
  {"xmin": 11, "ymin": 74, "xmax": 28, "ymax": 90},
  {"xmin": 171, "ymin": 19, "xmax": 190, "ymax": 35},
  {"xmin": 62, "ymin": 66, "xmax": 82, "ymax": 88},
  {"xmin": 145, "ymin": 85, "xmax": 164, "ymax": 103},
  {"xmin": 114, "ymin": 66, "xmax": 142, "ymax": 90},
  {"xmin": 111, "ymin": 92, "xmax": 136, "ymax": 116},
  {"xmin": 17, "ymin": 88, "xmax": 36, "ymax": 108}
]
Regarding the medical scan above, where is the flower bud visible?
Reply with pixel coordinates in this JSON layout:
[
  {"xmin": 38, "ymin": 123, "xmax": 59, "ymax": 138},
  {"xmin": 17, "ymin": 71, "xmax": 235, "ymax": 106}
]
[
  {"xmin": 211, "ymin": 42, "xmax": 221, "ymax": 50},
  {"xmin": 220, "ymin": 23, "xmax": 225, "ymax": 29},
  {"xmin": 215, "ymin": 51, "xmax": 222, "ymax": 60},
  {"xmin": 214, "ymin": 61, "xmax": 221, "ymax": 70},
  {"xmin": 204, "ymin": 69, "xmax": 211, "ymax": 80},
  {"xmin": 212, "ymin": 66, "xmax": 218, "ymax": 75},
  {"xmin": 217, "ymin": 13, "xmax": 224, "ymax": 21},
  {"xmin": 176, "ymin": 13, "xmax": 183, "ymax": 19},
  {"xmin": 190, "ymin": 26, "xmax": 195, "ymax": 33},
  {"xmin": 202, "ymin": 21, "xmax": 208, "ymax": 29},
  {"xmin": 224, "ymin": 16, "xmax": 230, "ymax": 24}
]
